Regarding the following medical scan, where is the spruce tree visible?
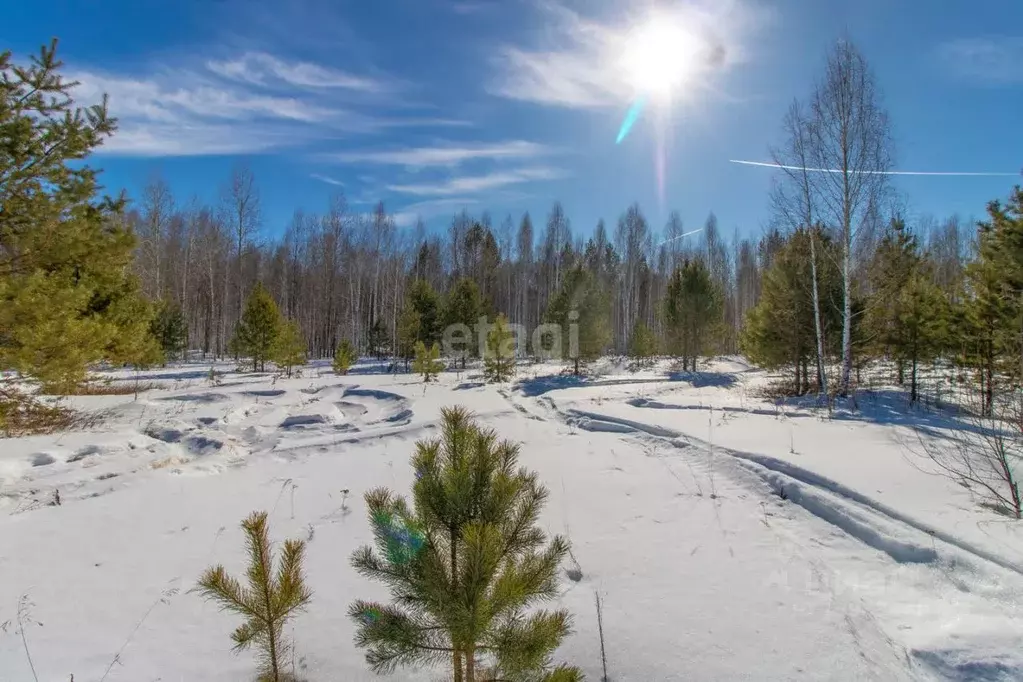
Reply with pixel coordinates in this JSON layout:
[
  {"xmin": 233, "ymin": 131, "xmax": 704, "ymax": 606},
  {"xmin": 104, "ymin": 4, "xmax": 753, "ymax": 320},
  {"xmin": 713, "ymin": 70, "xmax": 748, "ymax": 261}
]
[
  {"xmin": 413, "ymin": 341, "xmax": 445, "ymax": 383},
  {"xmin": 0, "ymin": 40, "xmax": 153, "ymax": 394},
  {"xmin": 333, "ymin": 339, "xmax": 357, "ymax": 375},
  {"xmin": 483, "ymin": 314, "xmax": 516, "ymax": 382},
  {"xmin": 545, "ymin": 266, "xmax": 610, "ymax": 375},
  {"xmin": 232, "ymin": 283, "xmax": 282, "ymax": 372},
  {"xmin": 663, "ymin": 259, "xmax": 723, "ymax": 372},
  {"xmin": 628, "ymin": 320, "xmax": 657, "ymax": 367},
  {"xmin": 271, "ymin": 319, "xmax": 306, "ymax": 378},
  {"xmin": 197, "ymin": 511, "xmax": 312, "ymax": 682},
  {"xmin": 444, "ymin": 277, "xmax": 484, "ymax": 367},
  {"xmin": 350, "ymin": 407, "xmax": 580, "ymax": 682},
  {"xmin": 150, "ymin": 300, "xmax": 189, "ymax": 363}
]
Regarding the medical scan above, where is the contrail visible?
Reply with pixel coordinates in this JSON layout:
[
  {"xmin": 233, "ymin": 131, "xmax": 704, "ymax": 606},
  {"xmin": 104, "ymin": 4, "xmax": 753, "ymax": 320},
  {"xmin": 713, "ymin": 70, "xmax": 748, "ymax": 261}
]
[
  {"xmin": 658, "ymin": 228, "xmax": 702, "ymax": 246},
  {"xmin": 729, "ymin": 159, "xmax": 1020, "ymax": 177}
]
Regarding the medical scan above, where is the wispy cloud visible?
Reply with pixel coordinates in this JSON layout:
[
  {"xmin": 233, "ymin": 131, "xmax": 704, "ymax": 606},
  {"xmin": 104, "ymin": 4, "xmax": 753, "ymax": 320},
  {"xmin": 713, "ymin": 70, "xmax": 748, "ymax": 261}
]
[
  {"xmin": 939, "ymin": 37, "xmax": 1023, "ymax": 84},
  {"xmin": 489, "ymin": 0, "xmax": 764, "ymax": 109},
  {"xmin": 392, "ymin": 198, "xmax": 481, "ymax": 227},
  {"xmin": 71, "ymin": 52, "xmax": 464, "ymax": 156},
  {"xmin": 387, "ymin": 167, "xmax": 568, "ymax": 196},
  {"xmin": 207, "ymin": 52, "xmax": 388, "ymax": 91},
  {"xmin": 310, "ymin": 173, "xmax": 346, "ymax": 186},
  {"xmin": 325, "ymin": 140, "xmax": 550, "ymax": 167}
]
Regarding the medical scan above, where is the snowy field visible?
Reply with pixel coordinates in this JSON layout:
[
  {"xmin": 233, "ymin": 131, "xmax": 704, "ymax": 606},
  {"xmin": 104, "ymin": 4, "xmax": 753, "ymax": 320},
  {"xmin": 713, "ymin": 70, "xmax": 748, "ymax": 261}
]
[{"xmin": 1, "ymin": 357, "xmax": 1022, "ymax": 681}]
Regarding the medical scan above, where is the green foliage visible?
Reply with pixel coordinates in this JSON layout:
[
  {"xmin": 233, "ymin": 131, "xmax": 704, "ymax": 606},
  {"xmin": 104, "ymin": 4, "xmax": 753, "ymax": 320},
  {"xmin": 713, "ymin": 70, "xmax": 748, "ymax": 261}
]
[
  {"xmin": 150, "ymin": 300, "xmax": 188, "ymax": 363},
  {"xmin": 271, "ymin": 319, "xmax": 306, "ymax": 378},
  {"xmin": 367, "ymin": 318, "xmax": 388, "ymax": 358},
  {"xmin": 412, "ymin": 341, "xmax": 445, "ymax": 383},
  {"xmin": 896, "ymin": 273, "xmax": 948, "ymax": 402},
  {"xmin": 349, "ymin": 407, "xmax": 580, "ymax": 682},
  {"xmin": 545, "ymin": 265, "xmax": 610, "ymax": 375},
  {"xmin": 628, "ymin": 320, "xmax": 658, "ymax": 366},
  {"xmin": 663, "ymin": 258, "xmax": 723, "ymax": 372},
  {"xmin": 333, "ymin": 339, "xmax": 357, "ymax": 375},
  {"xmin": 484, "ymin": 314, "xmax": 517, "ymax": 383},
  {"xmin": 0, "ymin": 41, "xmax": 154, "ymax": 393},
  {"xmin": 444, "ymin": 277, "xmax": 484, "ymax": 365},
  {"xmin": 232, "ymin": 283, "xmax": 282, "ymax": 372},
  {"xmin": 398, "ymin": 280, "xmax": 442, "ymax": 366},
  {"xmin": 863, "ymin": 218, "xmax": 921, "ymax": 376},
  {"xmin": 740, "ymin": 228, "xmax": 842, "ymax": 394},
  {"xmin": 196, "ymin": 511, "xmax": 312, "ymax": 682}
]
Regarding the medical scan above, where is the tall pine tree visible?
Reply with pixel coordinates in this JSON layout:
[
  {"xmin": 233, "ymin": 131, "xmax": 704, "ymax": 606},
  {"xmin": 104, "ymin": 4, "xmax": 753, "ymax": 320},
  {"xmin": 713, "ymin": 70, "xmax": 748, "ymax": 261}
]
[
  {"xmin": 0, "ymin": 40, "xmax": 155, "ymax": 393},
  {"xmin": 545, "ymin": 265, "xmax": 610, "ymax": 375},
  {"xmin": 232, "ymin": 283, "xmax": 282, "ymax": 372},
  {"xmin": 663, "ymin": 259, "xmax": 723, "ymax": 372}
]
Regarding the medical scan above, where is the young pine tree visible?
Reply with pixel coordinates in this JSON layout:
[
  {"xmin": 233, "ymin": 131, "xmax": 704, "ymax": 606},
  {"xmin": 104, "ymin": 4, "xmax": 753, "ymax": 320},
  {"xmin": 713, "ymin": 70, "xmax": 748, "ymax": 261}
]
[
  {"xmin": 333, "ymin": 339, "xmax": 357, "ymax": 375},
  {"xmin": 444, "ymin": 277, "xmax": 485, "ymax": 368},
  {"xmin": 483, "ymin": 314, "xmax": 516, "ymax": 383},
  {"xmin": 628, "ymin": 320, "xmax": 658, "ymax": 367},
  {"xmin": 895, "ymin": 273, "xmax": 948, "ymax": 403},
  {"xmin": 232, "ymin": 283, "xmax": 282, "ymax": 372},
  {"xmin": 413, "ymin": 341, "xmax": 445, "ymax": 383},
  {"xmin": 349, "ymin": 407, "xmax": 581, "ymax": 682},
  {"xmin": 663, "ymin": 259, "xmax": 723, "ymax": 372},
  {"xmin": 271, "ymin": 319, "xmax": 306, "ymax": 378},
  {"xmin": 0, "ymin": 41, "xmax": 153, "ymax": 393},
  {"xmin": 197, "ymin": 511, "xmax": 312, "ymax": 682},
  {"xmin": 545, "ymin": 266, "xmax": 610, "ymax": 375},
  {"xmin": 150, "ymin": 300, "xmax": 189, "ymax": 363}
]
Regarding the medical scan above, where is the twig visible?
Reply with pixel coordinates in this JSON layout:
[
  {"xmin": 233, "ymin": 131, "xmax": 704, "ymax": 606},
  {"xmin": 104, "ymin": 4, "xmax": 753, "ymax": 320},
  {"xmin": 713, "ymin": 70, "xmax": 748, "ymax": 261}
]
[
  {"xmin": 98, "ymin": 584, "xmax": 179, "ymax": 681},
  {"xmin": 594, "ymin": 590, "xmax": 609, "ymax": 682},
  {"xmin": 17, "ymin": 594, "xmax": 39, "ymax": 682}
]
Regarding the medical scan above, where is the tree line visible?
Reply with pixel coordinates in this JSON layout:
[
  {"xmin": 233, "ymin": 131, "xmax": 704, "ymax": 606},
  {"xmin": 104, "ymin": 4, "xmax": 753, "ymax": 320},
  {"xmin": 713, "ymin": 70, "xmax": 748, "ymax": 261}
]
[{"xmin": 2, "ymin": 39, "xmax": 1020, "ymax": 412}]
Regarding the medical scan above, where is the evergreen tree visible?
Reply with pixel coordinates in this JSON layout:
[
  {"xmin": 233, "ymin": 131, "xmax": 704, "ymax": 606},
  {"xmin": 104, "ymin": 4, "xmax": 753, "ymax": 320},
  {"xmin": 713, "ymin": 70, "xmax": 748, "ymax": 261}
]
[
  {"xmin": 334, "ymin": 339, "xmax": 357, "ymax": 375},
  {"xmin": 444, "ymin": 277, "xmax": 484, "ymax": 367},
  {"xmin": 963, "ymin": 187, "xmax": 1023, "ymax": 414},
  {"xmin": 271, "ymin": 319, "xmax": 306, "ymax": 378},
  {"xmin": 150, "ymin": 300, "xmax": 189, "ymax": 363},
  {"xmin": 232, "ymin": 283, "xmax": 282, "ymax": 372},
  {"xmin": 0, "ymin": 40, "xmax": 153, "ymax": 393},
  {"xmin": 628, "ymin": 320, "xmax": 657, "ymax": 367},
  {"xmin": 197, "ymin": 511, "xmax": 312, "ymax": 682},
  {"xmin": 350, "ymin": 407, "xmax": 580, "ymax": 682},
  {"xmin": 864, "ymin": 218, "xmax": 920, "ymax": 383},
  {"xmin": 545, "ymin": 266, "xmax": 610, "ymax": 375},
  {"xmin": 741, "ymin": 228, "xmax": 842, "ymax": 394},
  {"xmin": 483, "ymin": 314, "xmax": 516, "ymax": 382},
  {"xmin": 895, "ymin": 273, "xmax": 948, "ymax": 402},
  {"xmin": 407, "ymin": 280, "xmax": 443, "ymax": 347},
  {"xmin": 368, "ymin": 319, "xmax": 388, "ymax": 359},
  {"xmin": 663, "ymin": 259, "xmax": 723, "ymax": 372},
  {"xmin": 413, "ymin": 341, "xmax": 444, "ymax": 383}
]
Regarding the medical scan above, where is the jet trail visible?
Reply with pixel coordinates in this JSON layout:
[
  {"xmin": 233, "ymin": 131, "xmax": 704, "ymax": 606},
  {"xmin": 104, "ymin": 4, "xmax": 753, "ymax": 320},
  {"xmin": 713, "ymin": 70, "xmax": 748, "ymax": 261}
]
[{"xmin": 729, "ymin": 159, "xmax": 1020, "ymax": 177}]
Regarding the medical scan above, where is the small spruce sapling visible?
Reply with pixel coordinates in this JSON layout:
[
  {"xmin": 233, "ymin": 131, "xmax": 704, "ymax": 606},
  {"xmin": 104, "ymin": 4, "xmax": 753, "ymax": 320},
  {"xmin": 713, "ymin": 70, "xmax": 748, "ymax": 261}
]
[
  {"xmin": 349, "ymin": 406, "xmax": 581, "ymax": 682},
  {"xmin": 412, "ymin": 341, "xmax": 444, "ymax": 383},
  {"xmin": 333, "ymin": 339, "xmax": 357, "ymax": 375},
  {"xmin": 196, "ymin": 511, "xmax": 311, "ymax": 682}
]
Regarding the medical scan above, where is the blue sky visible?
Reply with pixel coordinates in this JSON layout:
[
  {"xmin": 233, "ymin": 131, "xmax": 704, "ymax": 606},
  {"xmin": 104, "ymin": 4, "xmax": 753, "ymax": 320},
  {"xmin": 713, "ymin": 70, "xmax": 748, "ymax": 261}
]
[{"xmin": 4, "ymin": 0, "xmax": 1021, "ymax": 239}]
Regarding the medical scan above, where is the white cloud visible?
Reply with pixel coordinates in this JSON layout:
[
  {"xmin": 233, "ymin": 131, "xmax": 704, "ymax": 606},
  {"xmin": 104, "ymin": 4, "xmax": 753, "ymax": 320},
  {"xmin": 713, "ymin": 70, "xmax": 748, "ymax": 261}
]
[
  {"xmin": 207, "ymin": 52, "xmax": 387, "ymax": 92},
  {"xmin": 939, "ymin": 37, "xmax": 1023, "ymax": 84},
  {"xmin": 387, "ymin": 167, "xmax": 568, "ymax": 196},
  {"xmin": 71, "ymin": 53, "xmax": 463, "ymax": 156},
  {"xmin": 392, "ymin": 198, "xmax": 481, "ymax": 227},
  {"xmin": 326, "ymin": 140, "xmax": 550, "ymax": 167},
  {"xmin": 488, "ymin": 0, "xmax": 764, "ymax": 109}
]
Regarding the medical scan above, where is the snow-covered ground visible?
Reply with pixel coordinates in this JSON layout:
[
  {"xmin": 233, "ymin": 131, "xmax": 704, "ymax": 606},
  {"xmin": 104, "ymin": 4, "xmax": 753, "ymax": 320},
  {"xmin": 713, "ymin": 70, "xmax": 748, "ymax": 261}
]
[{"xmin": 1, "ymin": 357, "xmax": 1021, "ymax": 681}]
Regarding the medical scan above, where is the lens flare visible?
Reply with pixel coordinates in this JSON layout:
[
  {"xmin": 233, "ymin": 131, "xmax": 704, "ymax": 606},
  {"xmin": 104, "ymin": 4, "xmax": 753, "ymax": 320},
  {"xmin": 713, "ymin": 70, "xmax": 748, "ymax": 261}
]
[{"xmin": 616, "ymin": 97, "xmax": 646, "ymax": 144}]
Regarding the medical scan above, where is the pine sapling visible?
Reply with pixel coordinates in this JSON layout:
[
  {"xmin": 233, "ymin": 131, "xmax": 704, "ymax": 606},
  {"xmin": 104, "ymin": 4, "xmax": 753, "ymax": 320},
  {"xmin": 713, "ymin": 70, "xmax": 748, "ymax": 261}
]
[
  {"xmin": 483, "ymin": 314, "xmax": 517, "ymax": 383},
  {"xmin": 349, "ymin": 406, "xmax": 581, "ymax": 682},
  {"xmin": 333, "ymin": 339, "xmax": 357, "ymax": 375},
  {"xmin": 412, "ymin": 341, "xmax": 445, "ymax": 383},
  {"xmin": 196, "ymin": 511, "xmax": 312, "ymax": 682}
]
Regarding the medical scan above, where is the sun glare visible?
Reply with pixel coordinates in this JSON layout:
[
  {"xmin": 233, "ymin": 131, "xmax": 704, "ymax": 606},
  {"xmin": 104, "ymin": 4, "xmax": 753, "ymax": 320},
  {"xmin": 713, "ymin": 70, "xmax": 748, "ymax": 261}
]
[{"xmin": 621, "ymin": 18, "xmax": 701, "ymax": 102}]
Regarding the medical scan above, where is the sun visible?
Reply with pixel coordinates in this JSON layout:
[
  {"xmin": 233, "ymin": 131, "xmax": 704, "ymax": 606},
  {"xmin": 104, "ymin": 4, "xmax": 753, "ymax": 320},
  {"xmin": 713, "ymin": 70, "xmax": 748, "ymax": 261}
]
[{"xmin": 620, "ymin": 17, "xmax": 702, "ymax": 102}]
